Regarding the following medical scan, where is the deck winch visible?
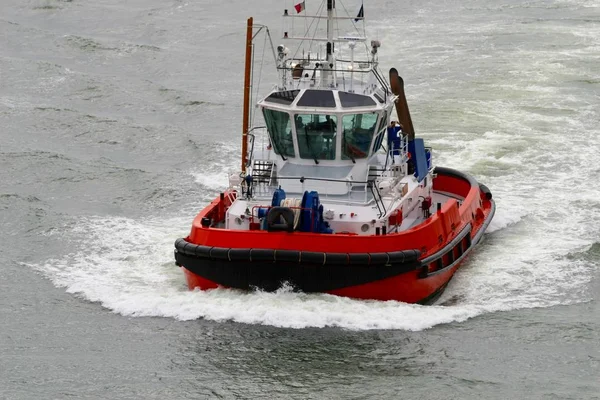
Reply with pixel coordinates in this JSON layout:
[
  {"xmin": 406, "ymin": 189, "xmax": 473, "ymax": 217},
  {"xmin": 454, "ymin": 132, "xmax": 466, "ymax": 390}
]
[{"xmin": 257, "ymin": 188, "xmax": 332, "ymax": 233}]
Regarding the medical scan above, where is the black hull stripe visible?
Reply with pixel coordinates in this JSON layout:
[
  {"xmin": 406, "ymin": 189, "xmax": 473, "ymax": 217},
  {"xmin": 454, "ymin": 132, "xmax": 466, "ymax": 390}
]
[{"xmin": 175, "ymin": 251, "xmax": 422, "ymax": 293}]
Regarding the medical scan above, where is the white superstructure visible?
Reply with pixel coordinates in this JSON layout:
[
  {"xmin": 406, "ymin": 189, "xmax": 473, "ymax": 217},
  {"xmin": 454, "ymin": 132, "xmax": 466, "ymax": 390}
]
[{"xmin": 225, "ymin": 0, "xmax": 436, "ymax": 236}]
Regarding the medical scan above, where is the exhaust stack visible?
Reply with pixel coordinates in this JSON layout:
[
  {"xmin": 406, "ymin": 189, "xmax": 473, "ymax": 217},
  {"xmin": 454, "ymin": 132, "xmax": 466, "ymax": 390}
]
[{"xmin": 389, "ymin": 68, "xmax": 415, "ymax": 142}]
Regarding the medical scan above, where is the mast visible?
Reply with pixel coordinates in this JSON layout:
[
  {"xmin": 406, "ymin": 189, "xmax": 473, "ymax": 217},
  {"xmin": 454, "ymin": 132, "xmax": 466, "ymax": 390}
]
[
  {"xmin": 324, "ymin": 0, "xmax": 334, "ymax": 86},
  {"xmin": 241, "ymin": 17, "xmax": 253, "ymax": 172}
]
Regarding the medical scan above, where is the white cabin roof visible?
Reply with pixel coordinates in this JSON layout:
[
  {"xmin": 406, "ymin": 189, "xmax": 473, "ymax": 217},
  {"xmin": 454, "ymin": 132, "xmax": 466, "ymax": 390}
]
[{"xmin": 258, "ymin": 88, "xmax": 393, "ymax": 113}]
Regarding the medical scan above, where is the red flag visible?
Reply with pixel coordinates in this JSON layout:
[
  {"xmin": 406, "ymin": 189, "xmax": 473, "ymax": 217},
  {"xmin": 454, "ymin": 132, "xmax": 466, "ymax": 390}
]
[{"xmin": 294, "ymin": 1, "xmax": 305, "ymax": 13}]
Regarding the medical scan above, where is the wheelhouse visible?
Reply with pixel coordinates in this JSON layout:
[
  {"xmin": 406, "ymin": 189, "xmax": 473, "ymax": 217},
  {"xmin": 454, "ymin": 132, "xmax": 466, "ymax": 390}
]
[{"xmin": 259, "ymin": 88, "xmax": 391, "ymax": 164}]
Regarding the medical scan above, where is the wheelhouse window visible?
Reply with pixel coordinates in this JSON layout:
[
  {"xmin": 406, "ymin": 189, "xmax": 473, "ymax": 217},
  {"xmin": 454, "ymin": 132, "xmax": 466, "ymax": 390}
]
[
  {"xmin": 295, "ymin": 114, "xmax": 337, "ymax": 161},
  {"xmin": 342, "ymin": 113, "xmax": 378, "ymax": 160},
  {"xmin": 264, "ymin": 90, "xmax": 300, "ymax": 105},
  {"xmin": 372, "ymin": 110, "xmax": 387, "ymax": 153},
  {"xmin": 263, "ymin": 109, "xmax": 295, "ymax": 158},
  {"xmin": 338, "ymin": 91, "xmax": 377, "ymax": 108},
  {"xmin": 296, "ymin": 90, "xmax": 336, "ymax": 108}
]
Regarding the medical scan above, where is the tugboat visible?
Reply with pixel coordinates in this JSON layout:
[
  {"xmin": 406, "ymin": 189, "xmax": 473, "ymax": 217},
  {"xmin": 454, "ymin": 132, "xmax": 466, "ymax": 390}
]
[{"xmin": 174, "ymin": 1, "xmax": 495, "ymax": 304}]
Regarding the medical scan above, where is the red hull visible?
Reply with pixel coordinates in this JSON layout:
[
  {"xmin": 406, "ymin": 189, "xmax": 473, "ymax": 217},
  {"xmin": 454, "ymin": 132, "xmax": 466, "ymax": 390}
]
[{"xmin": 175, "ymin": 167, "xmax": 495, "ymax": 304}]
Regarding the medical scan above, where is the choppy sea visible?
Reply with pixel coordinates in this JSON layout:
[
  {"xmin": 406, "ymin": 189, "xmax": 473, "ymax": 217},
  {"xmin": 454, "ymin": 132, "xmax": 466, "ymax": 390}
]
[{"xmin": 1, "ymin": 0, "xmax": 599, "ymax": 398}]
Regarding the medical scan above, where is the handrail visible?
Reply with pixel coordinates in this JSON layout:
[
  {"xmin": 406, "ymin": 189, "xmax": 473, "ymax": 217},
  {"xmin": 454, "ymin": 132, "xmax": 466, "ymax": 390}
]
[
  {"xmin": 277, "ymin": 64, "xmax": 376, "ymax": 73},
  {"xmin": 372, "ymin": 69, "xmax": 390, "ymax": 100},
  {"xmin": 270, "ymin": 176, "xmax": 372, "ymax": 185},
  {"xmin": 248, "ymin": 174, "xmax": 391, "ymax": 215},
  {"xmin": 277, "ymin": 64, "xmax": 387, "ymax": 93},
  {"xmin": 245, "ymin": 125, "xmax": 267, "ymax": 168},
  {"xmin": 367, "ymin": 181, "xmax": 387, "ymax": 218}
]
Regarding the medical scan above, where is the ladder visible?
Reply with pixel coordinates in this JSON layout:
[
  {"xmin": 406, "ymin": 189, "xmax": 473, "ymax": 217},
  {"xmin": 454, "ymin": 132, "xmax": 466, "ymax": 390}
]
[{"xmin": 252, "ymin": 160, "xmax": 276, "ymax": 185}]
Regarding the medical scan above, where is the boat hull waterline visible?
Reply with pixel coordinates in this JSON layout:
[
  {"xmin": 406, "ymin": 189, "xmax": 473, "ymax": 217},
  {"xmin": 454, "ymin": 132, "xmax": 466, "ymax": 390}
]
[{"xmin": 175, "ymin": 167, "xmax": 495, "ymax": 304}]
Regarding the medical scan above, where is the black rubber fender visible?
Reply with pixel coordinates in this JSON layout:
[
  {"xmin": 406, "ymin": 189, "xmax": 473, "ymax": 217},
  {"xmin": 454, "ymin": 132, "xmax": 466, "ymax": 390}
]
[
  {"xmin": 174, "ymin": 238, "xmax": 192, "ymax": 255},
  {"xmin": 348, "ymin": 253, "xmax": 370, "ymax": 265},
  {"xmin": 275, "ymin": 250, "xmax": 300, "ymax": 263},
  {"xmin": 228, "ymin": 248, "xmax": 252, "ymax": 261},
  {"xmin": 387, "ymin": 251, "xmax": 406, "ymax": 264},
  {"xmin": 368, "ymin": 253, "xmax": 390, "ymax": 265},
  {"xmin": 388, "ymin": 249, "xmax": 421, "ymax": 263},
  {"xmin": 479, "ymin": 183, "xmax": 493, "ymax": 200},
  {"xmin": 301, "ymin": 251, "xmax": 326, "ymax": 265},
  {"xmin": 405, "ymin": 249, "xmax": 421, "ymax": 262},
  {"xmin": 209, "ymin": 247, "xmax": 229, "ymax": 260},
  {"xmin": 194, "ymin": 245, "xmax": 212, "ymax": 258},
  {"xmin": 174, "ymin": 238, "xmax": 421, "ymax": 266},
  {"xmin": 175, "ymin": 238, "xmax": 203, "ymax": 257},
  {"xmin": 325, "ymin": 253, "xmax": 349, "ymax": 265},
  {"xmin": 250, "ymin": 249, "xmax": 275, "ymax": 262},
  {"xmin": 174, "ymin": 238, "xmax": 186, "ymax": 250}
]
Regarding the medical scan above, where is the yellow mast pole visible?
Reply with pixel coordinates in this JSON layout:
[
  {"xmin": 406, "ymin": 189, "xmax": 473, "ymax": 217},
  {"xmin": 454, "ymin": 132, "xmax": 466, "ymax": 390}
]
[{"xmin": 241, "ymin": 17, "xmax": 253, "ymax": 173}]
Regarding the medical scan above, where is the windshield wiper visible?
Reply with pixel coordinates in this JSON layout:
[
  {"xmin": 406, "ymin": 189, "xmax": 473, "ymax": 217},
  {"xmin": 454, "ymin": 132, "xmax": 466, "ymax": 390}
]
[
  {"xmin": 304, "ymin": 127, "xmax": 319, "ymax": 164},
  {"xmin": 343, "ymin": 137, "xmax": 356, "ymax": 164}
]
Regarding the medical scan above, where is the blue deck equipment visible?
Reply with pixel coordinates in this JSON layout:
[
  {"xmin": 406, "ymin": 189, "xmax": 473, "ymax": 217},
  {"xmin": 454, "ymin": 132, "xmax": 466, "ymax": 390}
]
[
  {"xmin": 300, "ymin": 191, "xmax": 332, "ymax": 233},
  {"xmin": 271, "ymin": 187, "xmax": 286, "ymax": 207},
  {"xmin": 408, "ymin": 138, "xmax": 428, "ymax": 182}
]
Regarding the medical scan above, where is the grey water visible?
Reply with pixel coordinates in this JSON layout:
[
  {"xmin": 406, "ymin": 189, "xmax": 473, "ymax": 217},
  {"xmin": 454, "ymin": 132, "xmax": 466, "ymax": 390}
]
[{"xmin": 1, "ymin": 0, "xmax": 599, "ymax": 398}]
